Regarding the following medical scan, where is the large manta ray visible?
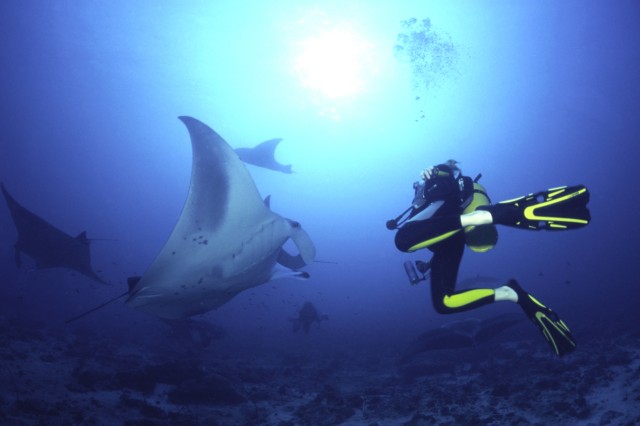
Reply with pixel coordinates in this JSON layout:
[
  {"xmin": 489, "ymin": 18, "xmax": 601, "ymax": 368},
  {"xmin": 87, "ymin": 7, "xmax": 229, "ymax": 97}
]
[
  {"xmin": 1, "ymin": 183, "xmax": 107, "ymax": 284},
  {"xmin": 126, "ymin": 116, "xmax": 315, "ymax": 319}
]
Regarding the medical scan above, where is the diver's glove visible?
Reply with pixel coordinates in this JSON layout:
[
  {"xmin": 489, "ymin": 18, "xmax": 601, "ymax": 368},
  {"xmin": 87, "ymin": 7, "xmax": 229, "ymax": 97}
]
[
  {"xmin": 421, "ymin": 167, "xmax": 436, "ymax": 181},
  {"xmin": 420, "ymin": 163, "xmax": 457, "ymax": 181}
]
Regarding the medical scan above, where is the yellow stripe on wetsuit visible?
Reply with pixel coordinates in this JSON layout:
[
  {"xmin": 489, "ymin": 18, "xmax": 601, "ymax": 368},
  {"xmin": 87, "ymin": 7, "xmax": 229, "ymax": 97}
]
[
  {"xmin": 443, "ymin": 288, "xmax": 495, "ymax": 309},
  {"xmin": 408, "ymin": 229, "xmax": 461, "ymax": 252}
]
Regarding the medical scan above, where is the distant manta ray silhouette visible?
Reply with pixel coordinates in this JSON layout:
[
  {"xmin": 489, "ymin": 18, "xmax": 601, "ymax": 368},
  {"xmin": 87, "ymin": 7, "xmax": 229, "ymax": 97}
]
[
  {"xmin": 399, "ymin": 313, "xmax": 523, "ymax": 363},
  {"xmin": 1, "ymin": 183, "xmax": 107, "ymax": 284},
  {"xmin": 234, "ymin": 138, "xmax": 292, "ymax": 174},
  {"xmin": 124, "ymin": 116, "xmax": 315, "ymax": 319}
]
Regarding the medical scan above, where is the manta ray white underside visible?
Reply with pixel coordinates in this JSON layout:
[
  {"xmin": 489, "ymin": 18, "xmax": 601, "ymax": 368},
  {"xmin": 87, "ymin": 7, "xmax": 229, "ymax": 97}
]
[{"xmin": 126, "ymin": 116, "xmax": 315, "ymax": 319}]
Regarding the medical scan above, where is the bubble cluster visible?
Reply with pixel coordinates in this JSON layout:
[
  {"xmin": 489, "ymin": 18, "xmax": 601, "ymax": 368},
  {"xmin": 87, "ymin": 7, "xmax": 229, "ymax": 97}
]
[{"xmin": 394, "ymin": 18, "xmax": 459, "ymax": 93}]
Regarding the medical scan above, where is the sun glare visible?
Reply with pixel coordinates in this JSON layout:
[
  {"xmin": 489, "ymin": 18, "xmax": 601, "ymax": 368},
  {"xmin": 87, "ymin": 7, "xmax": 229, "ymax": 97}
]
[{"xmin": 294, "ymin": 28, "xmax": 376, "ymax": 99}]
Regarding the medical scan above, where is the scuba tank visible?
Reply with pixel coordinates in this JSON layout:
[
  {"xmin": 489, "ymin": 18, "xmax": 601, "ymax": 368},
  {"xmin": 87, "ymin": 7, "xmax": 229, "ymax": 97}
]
[{"xmin": 461, "ymin": 179, "xmax": 498, "ymax": 252}]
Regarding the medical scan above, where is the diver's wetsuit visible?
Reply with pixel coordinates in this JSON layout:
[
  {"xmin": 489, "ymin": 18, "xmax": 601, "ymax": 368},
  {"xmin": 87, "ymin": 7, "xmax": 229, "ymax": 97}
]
[{"xmin": 395, "ymin": 166, "xmax": 496, "ymax": 314}]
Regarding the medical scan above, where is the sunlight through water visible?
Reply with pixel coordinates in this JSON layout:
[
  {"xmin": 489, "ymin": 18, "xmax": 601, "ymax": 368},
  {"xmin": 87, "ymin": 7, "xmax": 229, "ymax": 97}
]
[
  {"xmin": 288, "ymin": 10, "xmax": 381, "ymax": 120},
  {"xmin": 294, "ymin": 27, "xmax": 374, "ymax": 99}
]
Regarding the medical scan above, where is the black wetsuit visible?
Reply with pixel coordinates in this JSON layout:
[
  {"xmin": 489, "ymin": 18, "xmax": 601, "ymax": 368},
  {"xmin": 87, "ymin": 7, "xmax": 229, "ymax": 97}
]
[
  {"xmin": 392, "ymin": 167, "xmax": 585, "ymax": 356},
  {"xmin": 395, "ymin": 166, "xmax": 495, "ymax": 314}
]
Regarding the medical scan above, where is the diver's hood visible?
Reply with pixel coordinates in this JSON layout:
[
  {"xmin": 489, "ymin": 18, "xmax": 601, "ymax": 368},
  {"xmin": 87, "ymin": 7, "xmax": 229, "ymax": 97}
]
[
  {"xmin": 412, "ymin": 164, "xmax": 461, "ymax": 207},
  {"xmin": 412, "ymin": 176, "xmax": 458, "ymax": 210}
]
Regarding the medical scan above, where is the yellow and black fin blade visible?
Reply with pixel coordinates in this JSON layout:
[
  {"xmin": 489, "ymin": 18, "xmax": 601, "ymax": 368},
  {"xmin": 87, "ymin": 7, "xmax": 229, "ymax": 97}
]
[
  {"xmin": 533, "ymin": 306, "xmax": 577, "ymax": 356},
  {"xmin": 507, "ymin": 279, "xmax": 577, "ymax": 356},
  {"xmin": 479, "ymin": 185, "xmax": 590, "ymax": 231}
]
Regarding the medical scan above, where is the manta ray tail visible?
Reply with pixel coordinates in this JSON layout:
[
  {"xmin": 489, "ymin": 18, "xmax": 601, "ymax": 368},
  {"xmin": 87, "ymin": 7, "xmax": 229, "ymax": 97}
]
[{"xmin": 65, "ymin": 290, "xmax": 128, "ymax": 324}]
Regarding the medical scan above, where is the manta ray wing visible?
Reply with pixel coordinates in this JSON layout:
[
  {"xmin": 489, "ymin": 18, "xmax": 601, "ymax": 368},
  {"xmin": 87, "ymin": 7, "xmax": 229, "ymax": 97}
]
[
  {"xmin": 1, "ymin": 183, "xmax": 107, "ymax": 284},
  {"xmin": 127, "ymin": 117, "xmax": 314, "ymax": 319}
]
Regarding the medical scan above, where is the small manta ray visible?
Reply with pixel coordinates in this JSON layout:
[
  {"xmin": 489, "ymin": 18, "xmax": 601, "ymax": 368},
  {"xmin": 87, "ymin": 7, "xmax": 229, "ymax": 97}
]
[
  {"xmin": 290, "ymin": 301, "xmax": 329, "ymax": 334},
  {"xmin": 234, "ymin": 138, "xmax": 293, "ymax": 174},
  {"xmin": 126, "ymin": 116, "xmax": 315, "ymax": 319},
  {"xmin": 399, "ymin": 313, "xmax": 523, "ymax": 363},
  {"xmin": 1, "ymin": 183, "xmax": 107, "ymax": 284}
]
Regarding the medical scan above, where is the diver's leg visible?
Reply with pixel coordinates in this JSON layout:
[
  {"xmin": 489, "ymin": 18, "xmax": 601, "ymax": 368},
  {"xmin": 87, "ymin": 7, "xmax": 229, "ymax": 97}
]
[
  {"xmin": 395, "ymin": 215, "xmax": 463, "ymax": 252},
  {"xmin": 411, "ymin": 205, "xmax": 578, "ymax": 355},
  {"xmin": 395, "ymin": 210, "xmax": 495, "ymax": 253},
  {"xmin": 429, "ymin": 233, "xmax": 495, "ymax": 314},
  {"xmin": 460, "ymin": 210, "xmax": 493, "ymax": 227},
  {"xmin": 478, "ymin": 185, "xmax": 590, "ymax": 230},
  {"xmin": 430, "ymin": 232, "xmax": 515, "ymax": 314},
  {"xmin": 398, "ymin": 186, "xmax": 590, "ymax": 252}
]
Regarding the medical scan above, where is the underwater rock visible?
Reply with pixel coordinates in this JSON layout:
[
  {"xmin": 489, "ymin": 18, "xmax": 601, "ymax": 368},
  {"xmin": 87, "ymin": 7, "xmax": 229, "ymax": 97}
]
[
  {"xmin": 123, "ymin": 420, "xmax": 167, "ymax": 426},
  {"xmin": 600, "ymin": 410, "xmax": 624, "ymax": 424},
  {"xmin": 115, "ymin": 370, "xmax": 157, "ymax": 394},
  {"xmin": 144, "ymin": 361, "xmax": 203, "ymax": 385},
  {"xmin": 399, "ymin": 361, "xmax": 454, "ymax": 382},
  {"xmin": 167, "ymin": 376, "xmax": 245, "ymax": 405},
  {"xmin": 39, "ymin": 352, "xmax": 56, "ymax": 363},
  {"xmin": 238, "ymin": 366, "xmax": 277, "ymax": 384},
  {"xmin": 13, "ymin": 398, "xmax": 50, "ymax": 417},
  {"xmin": 71, "ymin": 368, "xmax": 112, "ymax": 392},
  {"xmin": 294, "ymin": 385, "xmax": 358, "ymax": 425},
  {"xmin": 119, "ymin": 393, "xmax": 165, "ymax": 418}
]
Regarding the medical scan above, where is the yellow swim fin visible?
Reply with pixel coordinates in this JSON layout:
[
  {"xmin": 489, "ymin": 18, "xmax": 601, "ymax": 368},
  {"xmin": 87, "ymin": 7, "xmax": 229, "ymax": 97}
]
[
  {"xmin": 479, "ymin": 185, "xmax": 590, "ymax": 230},
  {"xmin": 507, "ymin": 279, "xmax": 576, "ymax": 356}
]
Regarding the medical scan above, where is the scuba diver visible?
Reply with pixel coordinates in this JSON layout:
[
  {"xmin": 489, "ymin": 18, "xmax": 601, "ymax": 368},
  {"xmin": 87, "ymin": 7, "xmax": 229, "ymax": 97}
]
[{"xmin": 386, "ymin": 160, "xmax": 591, "ymax": 356}]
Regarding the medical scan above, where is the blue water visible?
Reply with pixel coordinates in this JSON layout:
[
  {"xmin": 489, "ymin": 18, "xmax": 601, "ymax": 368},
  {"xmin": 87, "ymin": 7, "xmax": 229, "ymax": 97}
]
[{"xmin": 1, "ymin": 1, "xmax": 639, "ymax": 424}]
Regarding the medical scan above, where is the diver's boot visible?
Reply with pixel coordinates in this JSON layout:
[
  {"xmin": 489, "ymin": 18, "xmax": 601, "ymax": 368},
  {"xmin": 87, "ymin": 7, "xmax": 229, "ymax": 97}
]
[{"xmin": 507, "ymin": 279, "xmax": 577, "ymax": 356}]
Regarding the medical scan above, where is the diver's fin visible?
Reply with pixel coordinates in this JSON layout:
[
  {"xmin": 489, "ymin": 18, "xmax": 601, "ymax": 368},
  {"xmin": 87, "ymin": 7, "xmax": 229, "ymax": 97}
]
[
  {"xmin": 479, "ymin": 185, "xmax": 590, "ymax": 230},
  {"xmin": 507, "ymin": 279, "xmax": 576, "ymax": 356}
]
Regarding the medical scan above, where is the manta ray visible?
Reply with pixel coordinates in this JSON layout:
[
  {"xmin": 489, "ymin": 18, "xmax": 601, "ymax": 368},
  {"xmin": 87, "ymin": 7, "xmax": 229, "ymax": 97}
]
[
  {"xmin": 1, "ymin": 183, "xmax": 107, "ymax": 284},
  {"xmin": 234, "ymin": 138, "xmax": 292, "ymax": 174},
  {"xmin": 126, "ymin": 116, "xmax": 315, "ymax": 319},
  {"xmin": 399, "ymin": 313, "xmax": 523, "ymax": 363}
]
